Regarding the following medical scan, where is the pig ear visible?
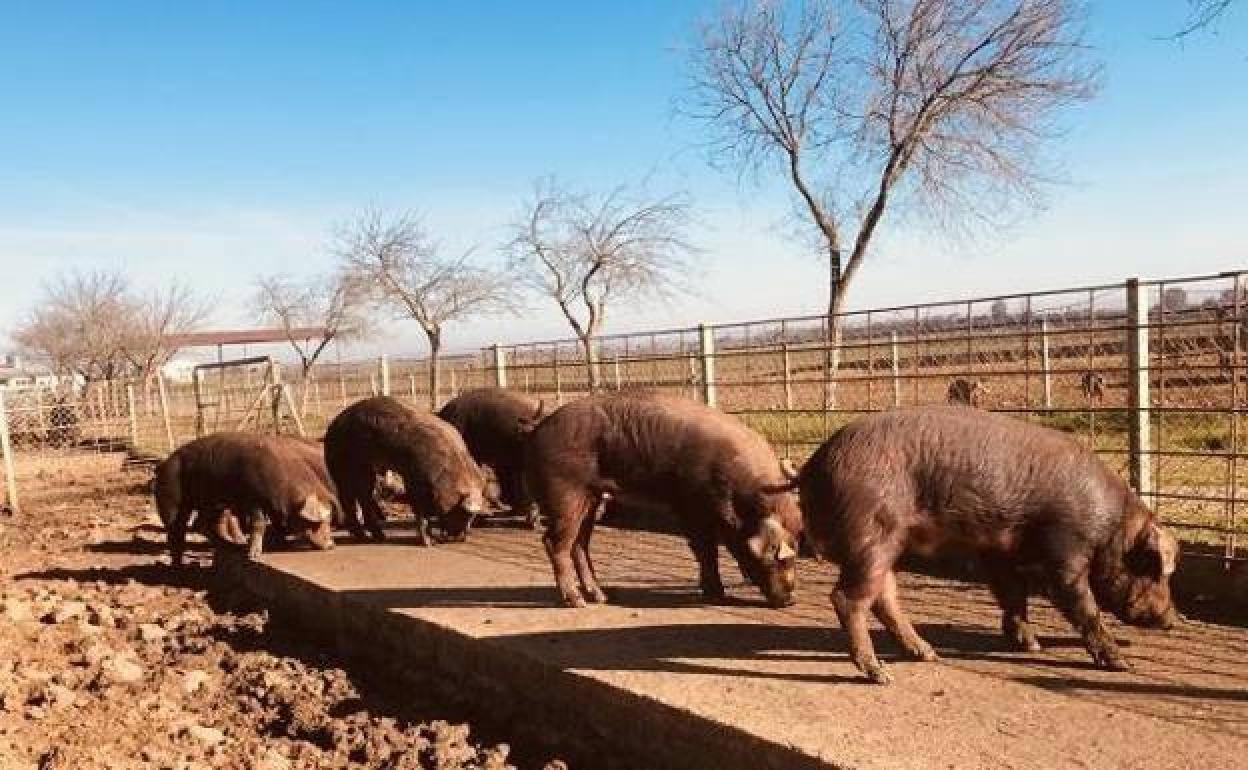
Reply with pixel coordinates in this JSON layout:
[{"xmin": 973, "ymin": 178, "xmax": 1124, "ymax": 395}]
[
  {"xmin": 779, "ymin": 458, "xmax": 799, "ymax": 481},
  {"xmin": 1132, "ymin": 522, "xmax": 1179, "ymax": 578},
  {"xmin": 776, "ymin": 540, "xmax": 797, "ymax": 562},
  {"xmin": 748, "ymin": 517, "xmax": 790, "ymax": 563}
]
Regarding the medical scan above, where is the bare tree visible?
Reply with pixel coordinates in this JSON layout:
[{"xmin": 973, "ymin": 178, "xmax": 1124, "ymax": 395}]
[
  {"xmin": 338, "ymin": 209, "xmax": 512, "ymax": 409},
  {"xmin": 684, "ymin": 0, "xmax": 1098, "ymax": 403},
  {"xmin": 1175, "ymin": 1, "xmax": 1235, "ymax": 36},
  {"xmin": 122, "ymin": 281, "xmax": 213, "ymax": 385},
  {"xmin": 12, "ymin": 269, "xmax": 209, "ymax": 391},
  {"xmin": 507, "ymin": 180, "xmax": 694, "ymax": 390},
  {"xmin": 253, "ymin": 272, "xmax": 369, "ymax": 381}
]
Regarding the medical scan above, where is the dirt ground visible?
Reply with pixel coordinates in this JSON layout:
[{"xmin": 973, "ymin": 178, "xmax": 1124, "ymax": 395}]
[{"xmin": 0, "ymin": 459, "xmax": 569, "ymax": 770}]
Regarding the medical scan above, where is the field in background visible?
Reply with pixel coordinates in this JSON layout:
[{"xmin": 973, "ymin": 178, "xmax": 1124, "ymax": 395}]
[{"xmin": 3, "ymin": 270, "xmax": 1246, "ymax": 563}]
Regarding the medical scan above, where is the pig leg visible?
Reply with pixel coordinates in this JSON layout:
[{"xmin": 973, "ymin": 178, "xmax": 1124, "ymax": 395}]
[
  {"xmin": 871, "ymin": 570, "xmax": 938, "ymax": 662},
  {"xmin": 168, "ymin": 505, "xmax": 192, "ymax": 568},
  {"xmin": 983, "ymin": 555, "xmax": 1042, "ymax": 653},
  {"xmin": 1049, "ymin": 565, "xmax": 1130, "ymax": 671},
  {"xmin": 541, "ymin": 484, "xmax": 595, "ymax": 608},
  {"xmin": 247, "ymin": 510, "xmax": 268, "ymax": 560},
  {"xmin": 831, "ymin": 554, "xmax": 894, "ymax": 685},
  {"xmin": 337, "ymin": 478, "xmax": 371, "ymax": 542},
  {"xmin": 572, "ymin": 515, "xmax": 607, "ymax": 604},
  {"xmin": 361, "ymin": 494, "xmax": 389, "ymax": 542},
  {"xmin": 686, "ymin": 517, "xmax": 724, "ymax": 602}
]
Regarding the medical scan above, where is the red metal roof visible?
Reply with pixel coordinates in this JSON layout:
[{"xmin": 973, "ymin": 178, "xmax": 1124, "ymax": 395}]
[{"xmin": 166, "ymin": 327, "xmax": 328, "ymax": 347}]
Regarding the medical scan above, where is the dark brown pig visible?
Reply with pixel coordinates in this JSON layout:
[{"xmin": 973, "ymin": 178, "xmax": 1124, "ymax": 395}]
[
  {"xmin": 792, "ymin": 406, "xmax": 1179, "ymax": 684},
  {"xmin": 437, "ymin": 388, "xmax": 545, "ymax": 528},
  {"xmin": 525, "ymin": 392, "xmax": 802, "ymax": 608},
  {"xmin": 153, "ymin": 432, "xmax": 338, "ymax": 566},
  {"xmin": 323, "ymin": 396, "xmax": 490, "ymax": 545}
]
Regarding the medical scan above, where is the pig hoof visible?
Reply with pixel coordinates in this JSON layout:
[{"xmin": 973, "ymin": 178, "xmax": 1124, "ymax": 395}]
[
  {"xmin": 910, "ymin": 641, "xmax": 939, "ymax": 662},
  {"xmin": 1094, "ymin": 651, "xmax": 1132, "ymax": 672},
  {"xmin": 561, "ymin": 595, "xmax": 588, "ymax": 609},
  {"xmin": 1005, "ymin": 631, "xmax": 1043, "ymax": 653},
  {"xmin": 586, "ymin": 588, "xmax": 608, "ymax": 604},
  {"xmin": 864, "ymin": 663, "xmax": 893, "ymax": 685}
]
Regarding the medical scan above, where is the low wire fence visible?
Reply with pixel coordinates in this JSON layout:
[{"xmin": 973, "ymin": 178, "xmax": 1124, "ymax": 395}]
[{"xmin": 2, "ymin": 270, "xmax": 1244, "ymax": 563}]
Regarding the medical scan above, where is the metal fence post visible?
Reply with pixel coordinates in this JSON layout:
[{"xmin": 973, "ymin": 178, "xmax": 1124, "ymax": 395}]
[
  {"xmin": 126, "ymin": 384, "xmax": 139, "ymax": 449},
  {"xmin": 1126, "ymin": 278, "xmax": 1153, "ymax": 503},
  {"xmin": 449, "ymin": 367, "xmax": 458, "ymax": 400},
  {"xmin": 1040, "ymin": 318, "xmax": 1053, "ymax": 409},
  {"xmin": 890, "ymin": 332, "xmax": 902, "ymax": 408},
  {"xmin": 698, "ymin": 323, "xmax": 716, "ymax": 408},
  {"xmin": 492, "ymin": 344, "xmax": 508, "ymax": 388},
  {"xmin": 0, "ymin": 388, "xmax": 20, "ymax": 513},
  {"xmin": 378, "ymin": 356, "xmax": 391, "ymax": 397}
]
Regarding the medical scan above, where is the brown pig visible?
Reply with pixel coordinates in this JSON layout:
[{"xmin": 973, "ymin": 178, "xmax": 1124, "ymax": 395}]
[
  {"xmin": 791, "ymin": 406, "xmax": 1180, "ymax": 684},
  {"xmin": 323, "ymin": 396, "xmax": 491, "ymax": 545},
  {"xmin": 153, "ymin": 432, "xmax": 338, "ymax": 566},
  {"xmin": 437, "ymin": 388, "xmax": 545, "ymax": 528},
  {"xmin": 525, "ymin": 392, "xmax": 802, "ymax": 608}
]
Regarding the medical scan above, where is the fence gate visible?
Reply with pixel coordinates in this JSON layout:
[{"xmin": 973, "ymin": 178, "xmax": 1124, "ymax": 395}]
[{"xmin": 192, "ymin": 356, "xmax": 305, "ymax": 438}]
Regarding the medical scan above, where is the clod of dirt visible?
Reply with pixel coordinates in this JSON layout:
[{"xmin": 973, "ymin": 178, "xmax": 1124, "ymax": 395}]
[
  {"xmin": 182, "ymin": 723, "xmax": 227, "ymax": 748},
  {"xmin": 42, "ymin": 600, "xmax": 86, "ymax": 625},
  {"xmin": 137, "ymin": 623, "xmax": 167, "ymax": 643},
  {"xmin": 98, "ymin": 655, "xmax": 144, "ymax": 686},
  {"xmin": 180, "ymin": 669, "xmax": 211, "ymax": 696}
]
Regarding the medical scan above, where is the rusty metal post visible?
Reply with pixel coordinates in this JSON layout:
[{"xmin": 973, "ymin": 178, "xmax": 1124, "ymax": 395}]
[
  {"xmin": 1126, "ymin": 279, "xmax": 1153, "ymax": 503},
  {"xmin": 782, "ymin": 343, "xmax": 793, "ymax": 410},
  {"xmin": 891, "ymin": 332, "xmax": 901, "ymax": 408},
  {"xmin": 698, "ymin": 323, "xmax": 716, "ymax": 408},
  {"xmin": 0, "ymin": 388, "xmax": 20, "ymax": 513},
  {"xmin": 1040, "ymin": 318, "xmax": 1053, "ymax": 410}
]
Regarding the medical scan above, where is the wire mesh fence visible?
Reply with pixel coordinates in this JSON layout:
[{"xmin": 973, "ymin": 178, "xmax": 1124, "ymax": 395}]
[{"xmin": 1, "ymin": 269, "xmax": 1245, "ymax": 561}]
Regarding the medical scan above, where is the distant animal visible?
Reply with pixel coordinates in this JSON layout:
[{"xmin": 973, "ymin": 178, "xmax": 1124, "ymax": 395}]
[
  {"xmin": 1081, "ymin": 371, "xmax": 1106, "ymax": 403},
  {"xmin": 946, "ymin": 378, "xmax": 987, "ymax": 407},
  {"xmin": 788, "ymin": 406, "xmax": 1180, "ymax": 684},
  {"xmin": 437, "ymin": 388, "xmax": 546, "ymax": 529},
  {"xmin": 324, "ymin": 396, "xmax": 492, "ymax": 546},
  {"xmin": 153, "ymin": 432, "xmax": 338, "ymax": 567},
  {"xmin": 525, "ymin": 391, "xmax": 802, "ymax": 609}
]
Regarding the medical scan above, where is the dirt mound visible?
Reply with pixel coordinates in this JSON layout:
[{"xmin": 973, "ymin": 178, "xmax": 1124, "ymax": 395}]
[{"xmin": 0, "ymin": 467, "xmax": 564, "ymax": 770}]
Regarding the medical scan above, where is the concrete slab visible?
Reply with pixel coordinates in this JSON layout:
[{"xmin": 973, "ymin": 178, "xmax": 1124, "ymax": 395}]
[{"xmin": 244, "ymin": 523, "xmax": 1248, "ymax": 770}]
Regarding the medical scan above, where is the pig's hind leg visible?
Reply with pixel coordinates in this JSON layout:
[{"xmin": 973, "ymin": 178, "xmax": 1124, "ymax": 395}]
[
  {"xmin": 831, "ymin": 542, "xmax": 901, "ymax": 685},
  {"xmin": 572, "ymin": 513, "xmax": 607, "ymax": 604},
  {"xmin": 541, "ymin": 483, "xmax": 597, "ymax": 608},
  {"xmin": 871, "ymin": 570, "xmax": 938, "ymax": 663}
]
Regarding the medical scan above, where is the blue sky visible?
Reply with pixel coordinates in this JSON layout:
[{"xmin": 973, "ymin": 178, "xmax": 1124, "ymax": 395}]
[{"xmin": 1, "ymin": 1, "xmax": 1245, "ymax": 359}]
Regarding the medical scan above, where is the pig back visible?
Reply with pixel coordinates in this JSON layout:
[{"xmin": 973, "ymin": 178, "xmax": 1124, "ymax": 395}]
[
  {"xmin": 437, "ymin": 388, "xmax": 541, "ymax": 468},
  {"xmin": 531, "ymin": 393, "xmax": 790, "ymax": 504},
  {"xmin": 810, "ymin": 407, "xmax": 1130, "ymax": 542}
]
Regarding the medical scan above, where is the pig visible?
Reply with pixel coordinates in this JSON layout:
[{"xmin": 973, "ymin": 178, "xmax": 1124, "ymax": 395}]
[
  {"xmin": 323, "ymin": 396, "xmax": 491, "ymax": 546},
  {"xmin": 437, "ymin": 388, "xmax": 546, "ymax": 528},
  {"xmin": 945, "ymin": 378, "xmax": 987, "ymax": 407},
  {"xmin": 791, "ymin": 406, "xmax": 1180, "ymax": 684},
  {"xmin": 153, "ymin": 432, "xmax": 338, "ymax": 566},
  {"xmin": 1081, "ymin": 370, "xmax": 1106, "ymax": 404},
  {"xmin": 525, "ymin": 392, "xmax": 802, "ymax": 609}
]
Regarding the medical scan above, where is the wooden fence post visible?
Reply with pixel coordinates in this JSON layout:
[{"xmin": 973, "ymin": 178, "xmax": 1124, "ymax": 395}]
[
  {"xmin": 378, "ymin": 356, "xmax": 391, "ymax": 397},
  {"xmin": 1126, "ymin": 278, "xmax": 1153, "ymax": 503},
  {"xmin": 698, "ymin": 323, "xmax": 716, "ymax": 408},
  {"xmin": 492, "ymin": 344, "xmax": 508, "ymax": 388},
  {"xmin": 156, "ymin": 373, "xmax": 176, "ymax": 452},
  {"xmin": 0, "ymin": 389, "xmax": 20, "ymax": 513},
  {"xmin": 126, "ymin": 384, "xmax": 139, "ymax": 449}
]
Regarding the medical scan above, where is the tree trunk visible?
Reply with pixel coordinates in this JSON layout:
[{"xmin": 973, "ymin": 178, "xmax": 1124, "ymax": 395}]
[
  {"xmin": 427, "ymin": 344, "xmax": 442, "ymax": 412},
  {"xmin": 580, "ymin": 334, "xmax": 601, "ymax": 393},
  {"xmin": 824, "ymin": 249, "xmax": 844, "ymax": 411}
]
